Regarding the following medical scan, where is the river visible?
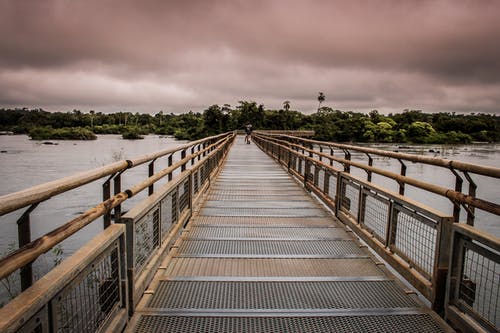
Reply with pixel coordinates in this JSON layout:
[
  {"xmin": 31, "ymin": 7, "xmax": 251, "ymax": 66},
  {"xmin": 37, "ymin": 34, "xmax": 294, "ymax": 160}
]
[{"xmin": 0, "ymin": 134, "xmax": 498, "ymax": 303}]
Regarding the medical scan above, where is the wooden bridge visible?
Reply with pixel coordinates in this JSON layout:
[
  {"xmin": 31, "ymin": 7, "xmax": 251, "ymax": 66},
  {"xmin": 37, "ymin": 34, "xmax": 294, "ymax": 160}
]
[{"xmin": 0, "ymin": 132, "xmax": 498, "ymax": 332}]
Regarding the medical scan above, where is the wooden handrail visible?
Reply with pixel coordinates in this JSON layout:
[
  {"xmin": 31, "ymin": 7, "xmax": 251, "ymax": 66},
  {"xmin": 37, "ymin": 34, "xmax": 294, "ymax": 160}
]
[
  {"xmin": 0, "ymin": 134, "xmax": 234, "ymax": 281},
  {"xmin": 0, "ymin": 132, "xmax": 232, "ymax": 216},
  {"xmin": 263, "ymin": 133, "xmax": 500, "ymax": 178},
  {"xmin": 253, "ymin": 134, "xmax": 500, "ymax": 216}
]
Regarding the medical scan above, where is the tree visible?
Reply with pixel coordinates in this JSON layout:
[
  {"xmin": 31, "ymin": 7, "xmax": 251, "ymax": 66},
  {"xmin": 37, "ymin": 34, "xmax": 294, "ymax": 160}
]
[
  {"xmin": 89, "ymin": 110, "xmax": 95, "ymax": 127},
  {"xmin": 283, "ymin": 100, "xmax": 290, "ymax": 112},
  {"xmin": 317, "ymin": 92, "xmax": 325, "ymax": 111}
]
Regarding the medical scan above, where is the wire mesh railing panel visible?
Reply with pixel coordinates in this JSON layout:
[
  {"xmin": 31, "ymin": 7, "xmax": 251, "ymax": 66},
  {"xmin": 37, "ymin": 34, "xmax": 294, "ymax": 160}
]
[
  {"xmin": 327, "ymin": 172, "xmax": 337, "ymax": 202},
  {"xmin": 179, "ymin": 180, "xmax": 190, "ymax": 213},
  {"xmin": 391, "ymin": 205, "xmax": 437, "ymax": 279},
  {"xmin": 134, "ymin": 207, "xmax": 160, "ymax": 274},
  {"xmin": 308, "ymin": 164, "xmax": 316, "ymax": 184},
  {"xmin": 317, "ymin": 168, "xmax": 325, "ymax": 191},
  {"xmin": 297, "ymin": 157, "xmax": 303, "ymax": 176},
  {"xmin": 171, "ymin": 189, "xmax": 178, "ymax": 225},
  {"xmin": 339, "ymin": 177, "xmax": 360, "ymax": 220},
  {"xmin": 361, "ymin": 191, "xmax": 390, "ymax": 243},
  {"xmin": 52, "ymin": 244, "xmax": 121, "ymax": 333},
  {"xmin": 193, "ymin": 170, "xmax": 199, "ymax": 195},
  {"xmin": 459, "ymin": 241, "xmax": 500, "ymax": 329},
  {"xmin": 160, "ymin": 193, "xmax": 173, "ymax": 240}
]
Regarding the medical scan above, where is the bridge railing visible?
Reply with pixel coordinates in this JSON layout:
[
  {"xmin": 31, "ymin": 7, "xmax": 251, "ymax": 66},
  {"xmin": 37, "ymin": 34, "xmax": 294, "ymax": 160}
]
[
  {"xmin": 446, "ymin": 224, "xmax": 500, "ymax": 332},
  {"xmin": 0, "ymin": 132, "xmax": 235, "ymax": 332},
  {"xmin": 253, "ymin": 133, "xmax": 499, "ymax": 332}
]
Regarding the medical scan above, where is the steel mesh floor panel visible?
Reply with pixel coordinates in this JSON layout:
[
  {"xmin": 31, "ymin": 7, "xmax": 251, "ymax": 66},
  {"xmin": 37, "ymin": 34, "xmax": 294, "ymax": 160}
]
[
  {"xmin": 126, "ymin": 140, "xmax": 452, "ymax": 333},
  {"xmin": 207, "ymin": 189, "xmax": 306, "ymax": 196},
  {"xmin": 207, "ymin": 194, "xmax": 308, "ymax": 201},
  {"xmin": 186, "ymin": 226, "xmax": 349, "ymax": 240},
  {"xmin": 212, "ymin": 185, "xmax": 301, "ymax": 190},
  {"xmin": 133, "ymin": 314, "xmax": 447, "ymax": 333},
  {"xmin": 200, "ymin": 207, "xmax": 327, "ymax": 217},
  {"xmin": 147, "ymin": 280, "xmax": 419, "ymax": 309},
  {"xmin": 215, "ymin": 180, "xmax": 294, "ymax": 184},
  {"xmin": 164, "ymin": 258, "xmax": 384, "ymax": 277},
  {"xmin": 202, "ymin": 201, "xmax": 320, "ymax": 209},
  {"xmin": 191, "ymin": 216, "xmax": 334, "ymax": 227},
  {"xmin": 177, "ymin": 240, "xmax": 364, "ymax": 257}
]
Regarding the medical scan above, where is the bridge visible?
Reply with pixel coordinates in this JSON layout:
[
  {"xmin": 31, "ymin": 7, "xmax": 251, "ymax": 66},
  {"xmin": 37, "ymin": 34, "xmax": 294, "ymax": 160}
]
[{"xmin": 0, "ymin": 132, "xmax": 498, "ymax": 332}]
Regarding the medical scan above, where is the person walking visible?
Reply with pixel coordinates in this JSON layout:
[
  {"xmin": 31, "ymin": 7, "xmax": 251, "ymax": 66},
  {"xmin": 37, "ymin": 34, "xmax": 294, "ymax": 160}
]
[{"xmin": 244, "ymin": 123, "xmax": 253, "ymax": 144}]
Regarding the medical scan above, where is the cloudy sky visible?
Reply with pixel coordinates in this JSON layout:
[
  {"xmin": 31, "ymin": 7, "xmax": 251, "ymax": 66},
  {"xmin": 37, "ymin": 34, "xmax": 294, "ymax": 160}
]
[{"xmin": 1, "ymin": 0, "xmax": 499, "ymax": 114}]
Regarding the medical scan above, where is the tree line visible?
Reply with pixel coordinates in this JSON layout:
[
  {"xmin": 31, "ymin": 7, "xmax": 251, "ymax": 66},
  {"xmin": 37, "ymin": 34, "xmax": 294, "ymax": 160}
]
[{"xmin": 0, "ymin": 103, "xmax": 498, "ymax": 143}]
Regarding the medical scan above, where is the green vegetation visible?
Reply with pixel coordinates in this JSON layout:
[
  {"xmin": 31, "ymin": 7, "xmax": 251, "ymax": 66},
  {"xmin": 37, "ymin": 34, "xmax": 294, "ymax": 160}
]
[
  {"xmin": 28, "ymin": 126, "xmax": 97, "ymax": 140},
  {"xmin": 0, "ymin": 105, "xmax": 498, "ymax": 143},
  {"xmin": 122, "ymin": 127, "xmax": 144, "ymax": 140}
]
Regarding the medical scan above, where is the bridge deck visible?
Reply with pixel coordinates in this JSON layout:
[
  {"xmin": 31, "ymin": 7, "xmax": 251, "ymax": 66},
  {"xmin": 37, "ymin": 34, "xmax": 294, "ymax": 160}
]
[{"xmin": 126, "ymin": 138, "xmax": 451, "ymax": 332}]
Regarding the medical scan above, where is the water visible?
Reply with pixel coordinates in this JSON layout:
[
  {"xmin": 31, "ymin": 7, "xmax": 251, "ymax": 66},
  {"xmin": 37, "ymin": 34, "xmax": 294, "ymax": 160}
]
[
  {"xmin": 1, "ymin": 136, "xmax": 497, "ymax": 252},
  {"xmin": 342, "ymin": 143, "xmax": 499, "ymax": 236},
  {"xmin": 0, "ymin": 134, "xmax": 188, "ymax": 303},
  {"xmin": 0, "ymin": 135, "xmax": 498, "ymax": 303}
]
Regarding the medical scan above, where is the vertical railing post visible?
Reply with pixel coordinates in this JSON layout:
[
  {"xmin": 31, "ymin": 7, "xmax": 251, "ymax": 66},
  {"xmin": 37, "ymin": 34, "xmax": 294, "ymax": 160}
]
[
  {"xmin": 191, "ymin": 147, "xmax": 196, "ymax": 166},
  {"xmin": 304, "ymin": 158, "xmax": 311, "ymax": 190},
  {"xmin": 450, "ymin": 168, "xmax": 463, "ymax": 223},
  {"xmin": 121, "ymin": 217, "xmax": 135, "ymax": 316},
  {"xmin": 324, "ymin": 170, "xmax": 330, "ymax": 197},
  {"xmin": 431, "ymin": 217, "xmax": 454, "ymax": 314},
  {"xmin": 181, "ymin": 149, "xmax": 187, "ymax": 172},
  {"xmin": 113, "ymin": 172, "xmax": 123, "ymax": 222},
  {"xmin": 17, "ymin": 203, "xmax": 38, "ymax": 291},
  {"xmin": 387, "ymin": 204, "xmax": 399, "ymax": 253},
  {"xmin": 103, "ymin": 176, "xmax": 112, "ymax": 228},
  {"xmin": 329, "ymin": 148, "xmax": 334, "ymax": 167},
  {"xmin": 319, "ymin": 146, "xmax": 323, "ymax": 162},
  {"xmin": 148, "ymin": 159, "xmax": 155, "ymax": 196},
  {"xmin": 334, "ymin": 172, "xmax": 343, "ymax": 217},
  {"xmin": 287, "ymin": 148, "xmax": 292, "ymax": 172},
  {"xmin": 366, "ymin": 153, "xmax": 373, "ymax": 182},
  {"xmin": 168, "ymin": 154, "xmax": 173, "ymax": 181},
  {"xmin": 463, "ymin": 172, "xmax": 476, "ymax": 226},
  {"xmin": 398, "ymin": 159, "xmax": 407, "ymax": 195},
  {"xmin": 343, "ymin": 149, "xmax": 351, "ymax": 173}
]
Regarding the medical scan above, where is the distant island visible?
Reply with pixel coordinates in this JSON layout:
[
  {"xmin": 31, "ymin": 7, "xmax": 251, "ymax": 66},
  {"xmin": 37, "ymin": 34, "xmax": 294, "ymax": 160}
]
[{"xmin": 0, "ymin": 103, "xmax": 498, "ymax": 143}]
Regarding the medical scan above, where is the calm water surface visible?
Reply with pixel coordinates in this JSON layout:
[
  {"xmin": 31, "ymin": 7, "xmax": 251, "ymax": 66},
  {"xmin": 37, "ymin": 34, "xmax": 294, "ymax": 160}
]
[
  {"xmin": 0, "ymin": 135, "xmax": 187, "ymax": 287},
  {"xmin": 0, "ymin": 135, "xmax": 498, "ymax": 301},
  {"xmin": 346, "ymin": 143, "xmax": 499, "ymax": 236}
]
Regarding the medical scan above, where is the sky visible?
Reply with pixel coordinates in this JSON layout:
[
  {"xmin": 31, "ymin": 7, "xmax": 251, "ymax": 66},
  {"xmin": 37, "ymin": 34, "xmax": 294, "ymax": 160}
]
[{"xmin": 1, "ymin": 0, "xmax": 500, "ymax": 115}]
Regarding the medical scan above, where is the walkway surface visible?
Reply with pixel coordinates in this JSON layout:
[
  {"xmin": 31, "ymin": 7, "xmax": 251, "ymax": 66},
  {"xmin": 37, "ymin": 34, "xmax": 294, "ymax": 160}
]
[{"xmin": 127, "ymin": 137, "xmax": 451, "ymax": 332}]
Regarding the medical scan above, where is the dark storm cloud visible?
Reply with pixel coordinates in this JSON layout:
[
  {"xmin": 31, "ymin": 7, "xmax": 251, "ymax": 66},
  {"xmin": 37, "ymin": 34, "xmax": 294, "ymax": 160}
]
[{"xmin": 0, "ymin": 0, "xmax": 499, "ymax": 114}]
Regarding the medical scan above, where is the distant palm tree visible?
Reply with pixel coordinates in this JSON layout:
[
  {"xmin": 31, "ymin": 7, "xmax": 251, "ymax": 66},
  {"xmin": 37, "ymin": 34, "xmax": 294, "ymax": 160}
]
[
  {"xmin": 317, "ymin": 92, "xmax": 325, "ymax": 111},
  {"xmin": 283, "ymin": 100, "xmax": 291, "ymax": 112}
]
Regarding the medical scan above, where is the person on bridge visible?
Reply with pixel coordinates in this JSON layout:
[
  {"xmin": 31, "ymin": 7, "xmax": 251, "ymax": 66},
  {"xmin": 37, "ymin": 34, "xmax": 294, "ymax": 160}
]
[{"xmin": 244, "ymin": 123, "xmax": 253, "ymax": 144}]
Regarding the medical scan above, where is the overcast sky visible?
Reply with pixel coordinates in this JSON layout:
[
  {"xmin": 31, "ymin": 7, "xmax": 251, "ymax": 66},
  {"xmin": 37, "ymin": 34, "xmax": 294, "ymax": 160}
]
[{"xmin": 1, "ymin": 0, "xmax": 499, "ymax": 115}]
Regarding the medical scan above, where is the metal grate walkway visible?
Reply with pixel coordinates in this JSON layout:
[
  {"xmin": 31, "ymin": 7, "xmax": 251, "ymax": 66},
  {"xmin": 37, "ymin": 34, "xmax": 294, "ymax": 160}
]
[{"xmin": 127, "ymin": 137, "xmax": 452, "ymax": 333}]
